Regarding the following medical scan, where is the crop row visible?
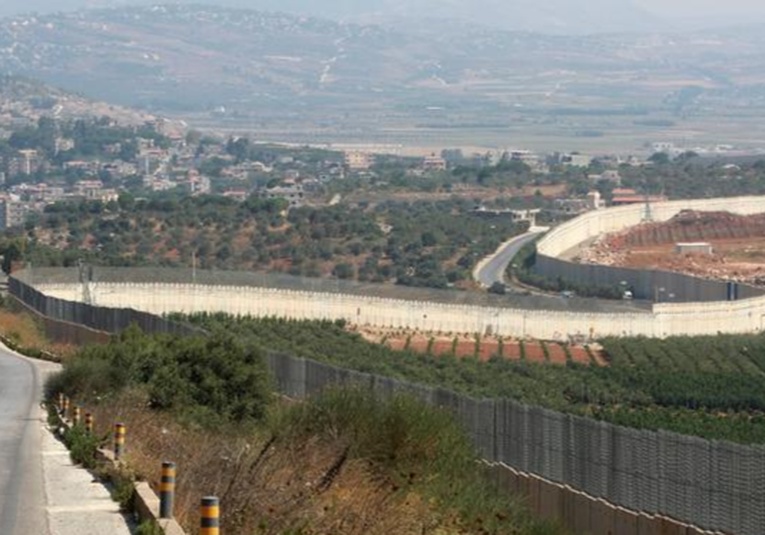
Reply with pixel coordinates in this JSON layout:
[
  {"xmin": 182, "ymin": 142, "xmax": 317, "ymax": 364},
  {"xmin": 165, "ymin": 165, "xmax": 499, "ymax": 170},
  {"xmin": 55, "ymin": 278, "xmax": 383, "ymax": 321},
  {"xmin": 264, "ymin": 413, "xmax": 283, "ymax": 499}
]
[{"xmin": 180, "ymin": 314, "xmax": 765, "ymax": 444}]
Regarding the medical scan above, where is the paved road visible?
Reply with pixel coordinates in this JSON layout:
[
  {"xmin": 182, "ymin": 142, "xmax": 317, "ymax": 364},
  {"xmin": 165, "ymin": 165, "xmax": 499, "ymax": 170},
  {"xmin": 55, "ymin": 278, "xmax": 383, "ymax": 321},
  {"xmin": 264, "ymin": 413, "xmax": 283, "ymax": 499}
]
[
  {"xmin": 474, "ymin": 229, "xmax": 547, "ymax": 288},
  {"xmin": 0, "ymin": 348, "xmax": 133, "ymax": 535},
  {"xmin": 0, "ymin": 348, "xmax": 51, "ymax": 535}
]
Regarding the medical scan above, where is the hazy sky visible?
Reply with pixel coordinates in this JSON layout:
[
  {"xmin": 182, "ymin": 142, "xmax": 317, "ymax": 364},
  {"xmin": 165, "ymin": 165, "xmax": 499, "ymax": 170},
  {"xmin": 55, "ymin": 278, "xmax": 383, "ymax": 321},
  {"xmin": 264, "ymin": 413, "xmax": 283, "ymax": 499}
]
[
  {"xmin": 2, "ymin": 0, "xmax": 765, "ymax": 28},
  {"xmin": 638, "ymin": 0, "xmax": 765, "ymax": 18}
]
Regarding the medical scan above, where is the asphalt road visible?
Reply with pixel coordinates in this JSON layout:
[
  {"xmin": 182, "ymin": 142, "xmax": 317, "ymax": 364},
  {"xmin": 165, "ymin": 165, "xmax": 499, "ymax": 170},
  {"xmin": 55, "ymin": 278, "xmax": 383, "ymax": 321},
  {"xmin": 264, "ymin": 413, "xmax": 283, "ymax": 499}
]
[
  {"xmin": 0, "ymin": 348, "xmax": 132, "ymax": 535},
  {"xmin": 474, "ymin": 229, "xmax": 547, "ymax": 288},
  {"xmin": 0, "ymin": 348, "xmax": 49, "ymax": 535}
]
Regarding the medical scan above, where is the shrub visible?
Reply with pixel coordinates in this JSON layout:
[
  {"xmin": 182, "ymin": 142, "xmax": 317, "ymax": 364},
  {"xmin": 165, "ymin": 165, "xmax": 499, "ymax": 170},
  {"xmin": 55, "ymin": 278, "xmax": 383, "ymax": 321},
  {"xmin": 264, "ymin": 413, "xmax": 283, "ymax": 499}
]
[
  {"xmin": 62, "ymin": 424, "xmax": 101, "ymax": 469},
  {"xmin": 46, "ymin": 325, "xmax": 272, "ymax": 424}
]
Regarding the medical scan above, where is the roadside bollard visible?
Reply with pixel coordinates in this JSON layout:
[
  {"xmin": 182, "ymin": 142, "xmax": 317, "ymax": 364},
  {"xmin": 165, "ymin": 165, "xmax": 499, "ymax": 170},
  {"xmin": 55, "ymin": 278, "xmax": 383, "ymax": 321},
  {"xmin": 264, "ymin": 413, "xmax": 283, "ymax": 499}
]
[
  {"xmin": 57, "ymin": 392, "xmax": 64, "ymax": 413},
  {"xmin": 72, "ymin": 406, "xmax": 81, "ymax": 426},
  {"xmin": 85, "ymin": 413, "xmax": 93, "ymax": 434},
  {"xmin": 62, "ymin": 396, "xmax": 70, "ymax": 418},
  {"xmin": 159, "ymin": 461, "xmax": 176, "ymax": 519},
  {"xmin": 200, "ymin": 496, "xmax": 220, "ymax": 535},
  {"xmin": 114, "ymin": 423, "xmax": 126, "ymax": 460}
]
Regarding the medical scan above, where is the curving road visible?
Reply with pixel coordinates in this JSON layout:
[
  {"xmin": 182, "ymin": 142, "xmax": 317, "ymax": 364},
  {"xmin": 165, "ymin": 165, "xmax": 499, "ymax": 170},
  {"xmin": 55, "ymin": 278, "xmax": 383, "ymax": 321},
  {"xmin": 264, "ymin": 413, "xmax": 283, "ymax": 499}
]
[
  {"xmin": 0, "ymin": 348, "xmax": 132, "ymax": 535},
  {"xmin": 474, "ymin": 228, "xmax": 548, "ymax": 288},
  {"xmin": 0, "ymin": 348, "xmax": 49, "ymax": 535}
]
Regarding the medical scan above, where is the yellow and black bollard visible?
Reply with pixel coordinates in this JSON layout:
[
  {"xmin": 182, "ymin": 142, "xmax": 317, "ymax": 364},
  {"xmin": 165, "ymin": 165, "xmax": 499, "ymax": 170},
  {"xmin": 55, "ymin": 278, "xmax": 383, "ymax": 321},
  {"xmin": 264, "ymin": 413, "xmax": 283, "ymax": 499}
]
[
  {"xmin": 200, "ymin": 496, "xmax": 220, "ymax": 535},
  {"xmin": 72, "ymin": 406, "xmax": 81, "ymax": 426},
  {"xmin": 62, "ymin": 396, "xmax": 70, "ymax": 418},
  {"xmin": 159, "ymin": 461, "xmax": 176, "ymax": 519},
  {"xmin": 114, "ymin": 423, "xmax": 126, "ymax": 461},
  {"xmin": 85, "ymin": 413, "xmax": 93, "ymax": 434}
]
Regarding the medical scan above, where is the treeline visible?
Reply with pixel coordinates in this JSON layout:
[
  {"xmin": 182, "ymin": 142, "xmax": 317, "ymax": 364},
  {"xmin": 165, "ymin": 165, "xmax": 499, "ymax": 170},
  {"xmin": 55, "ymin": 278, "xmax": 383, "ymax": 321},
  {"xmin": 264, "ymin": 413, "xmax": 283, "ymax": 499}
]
[
  {"xmin": 178, "ymin": 314, "xmax": 765, "ymax": 444},
  {"xmin": 4, "ymin": 116, "xmax": 170, "ymax": 166},
  {"xmin": 16, "ymin": 195, "xmax": 526, "ymax": 289}
]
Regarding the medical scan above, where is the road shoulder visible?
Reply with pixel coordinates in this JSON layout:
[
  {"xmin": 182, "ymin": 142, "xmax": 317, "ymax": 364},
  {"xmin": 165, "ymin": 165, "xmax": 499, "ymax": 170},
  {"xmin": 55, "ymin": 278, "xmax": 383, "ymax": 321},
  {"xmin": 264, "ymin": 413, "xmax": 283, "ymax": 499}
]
[{"xmin": 42, "ymin": 417, "xmax": 134, "ymax": 535}]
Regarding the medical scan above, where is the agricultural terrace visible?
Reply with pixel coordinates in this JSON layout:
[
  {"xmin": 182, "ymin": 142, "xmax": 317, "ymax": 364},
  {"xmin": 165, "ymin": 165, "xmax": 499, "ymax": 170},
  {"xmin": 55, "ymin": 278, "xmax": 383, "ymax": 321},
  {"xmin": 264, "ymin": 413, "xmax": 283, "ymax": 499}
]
[{"xmin": 180, "ymin": 314, "xmax": 765, "ymax": 445}]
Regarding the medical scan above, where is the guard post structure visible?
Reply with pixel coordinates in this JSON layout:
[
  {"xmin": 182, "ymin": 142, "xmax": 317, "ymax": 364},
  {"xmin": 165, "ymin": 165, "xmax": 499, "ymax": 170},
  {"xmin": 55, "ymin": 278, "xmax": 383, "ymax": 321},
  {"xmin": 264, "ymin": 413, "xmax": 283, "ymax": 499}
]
[
  {"xmin": 159, "ymin": 461, "xmax": 176, "ymax": 519},
  {"xmin": 62, "ymin": 396, "xmax": 70, "ymax": 418},
  {"xmin": 114, "ymin": 423, "xmax": 126, "ymax": 461},
  {"xmin": 200, "ymin": 496, "xmax": 220, "ymax": 535},
  {"xmin": 57, "ymin": 392, "xmax": 64, "ymax": 413},
  {"xmin": 85, "ymin": 413, "xmax": 93, "ymax": 434},
  {"xmin": 72, "ymin": 406, "xmax": 81, "ymax": 426}
]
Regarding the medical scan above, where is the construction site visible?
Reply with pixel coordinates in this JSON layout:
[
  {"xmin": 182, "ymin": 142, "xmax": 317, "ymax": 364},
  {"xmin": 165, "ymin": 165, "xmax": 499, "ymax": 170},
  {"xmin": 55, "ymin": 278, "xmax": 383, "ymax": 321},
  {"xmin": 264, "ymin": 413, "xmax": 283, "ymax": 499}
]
[{"xmin": 578, "ymin": 210, "xmax": 765, "ymax": 286}]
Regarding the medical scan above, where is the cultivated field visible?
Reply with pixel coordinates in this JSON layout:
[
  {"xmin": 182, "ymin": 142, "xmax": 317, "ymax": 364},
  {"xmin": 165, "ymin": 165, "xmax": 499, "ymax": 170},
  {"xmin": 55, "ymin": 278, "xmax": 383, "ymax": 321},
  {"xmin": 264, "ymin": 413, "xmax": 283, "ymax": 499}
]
[{"xmin": 356, "ymin": 327, "xmax": 602, "ymax": 366}]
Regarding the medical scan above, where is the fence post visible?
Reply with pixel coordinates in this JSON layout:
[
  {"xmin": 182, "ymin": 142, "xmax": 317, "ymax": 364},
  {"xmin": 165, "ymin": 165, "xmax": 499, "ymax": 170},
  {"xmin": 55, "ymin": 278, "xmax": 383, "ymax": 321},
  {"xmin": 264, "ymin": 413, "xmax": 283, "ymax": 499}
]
[
  {"xmin": 85, "ymin": 413, "xmax": 93, "ymax": 434},
  {"xmin": 159, "ymin": 461, "xmax": 176, "ymax": 519},
  {"xmin": 114, "ymin": 423, "xmax": 126, "ymax": 461},
  {"xmin": 200, "ymin": 496, "xmax": 220, "ymax": 535}
]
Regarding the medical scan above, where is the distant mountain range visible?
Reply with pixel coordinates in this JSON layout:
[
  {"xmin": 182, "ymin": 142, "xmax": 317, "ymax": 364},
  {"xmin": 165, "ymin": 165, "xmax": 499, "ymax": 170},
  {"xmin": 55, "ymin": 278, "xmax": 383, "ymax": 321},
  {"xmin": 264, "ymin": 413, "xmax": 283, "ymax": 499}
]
[
  {"xmin": 0, "ymin": 0, "xmax": 694, "ymax": 34},
  {"xmin": 2, "ymin": 0, "xmax": 765, "ymax": 34},
  {"xmin": 2, "ymin": 4, "xmax": 765, "ymax": 150}
]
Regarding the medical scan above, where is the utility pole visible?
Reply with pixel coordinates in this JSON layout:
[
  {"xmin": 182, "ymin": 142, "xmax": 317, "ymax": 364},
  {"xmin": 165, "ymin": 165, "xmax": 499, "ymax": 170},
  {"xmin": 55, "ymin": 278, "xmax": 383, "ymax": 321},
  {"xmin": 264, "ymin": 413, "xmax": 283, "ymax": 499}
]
[
  {"xmin": 78, "ymin": 259, "xmax": 93, "ymax": 305},
  {"xmin": 191, "ymin": 250, "xmax": 197, "ymax": 286},
  {"xmin": 642, "ymin": 178, "xmax": 654, "ymax": 222}
]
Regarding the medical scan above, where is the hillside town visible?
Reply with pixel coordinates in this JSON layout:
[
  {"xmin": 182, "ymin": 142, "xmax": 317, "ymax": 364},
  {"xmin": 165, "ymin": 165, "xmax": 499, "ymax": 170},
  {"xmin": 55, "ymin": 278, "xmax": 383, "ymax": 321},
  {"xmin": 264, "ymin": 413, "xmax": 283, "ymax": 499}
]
[{"xmin": 0, "ymin": 108, "xmax": 738, "ymax": 231}]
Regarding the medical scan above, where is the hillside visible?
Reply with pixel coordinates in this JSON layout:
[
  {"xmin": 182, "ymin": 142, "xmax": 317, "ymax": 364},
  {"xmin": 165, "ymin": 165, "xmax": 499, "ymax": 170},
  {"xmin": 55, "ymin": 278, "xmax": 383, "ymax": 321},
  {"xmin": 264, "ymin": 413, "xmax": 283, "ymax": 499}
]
[
  {"xmin": 0, "ymin": 0, "xmax": 662, "ymax": 34},
  {"xmin": 0, "ymin": 75, "xmax": 156, "ymax": 126},
  {"xmin": 3, "ymin": 5, "xmax": 765, "ymax": 149}
]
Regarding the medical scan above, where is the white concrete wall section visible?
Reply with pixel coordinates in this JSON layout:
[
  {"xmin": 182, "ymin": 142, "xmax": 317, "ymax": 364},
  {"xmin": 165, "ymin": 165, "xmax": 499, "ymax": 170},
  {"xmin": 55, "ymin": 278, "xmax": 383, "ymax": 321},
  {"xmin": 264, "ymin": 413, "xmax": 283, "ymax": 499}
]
[
  {"xmin": 33, "ymin": 281, "xmax": 765, "ymax": 339},
  {"xmin": 537, "ymin": 195, "xmax": 765, "ymax": 258},
  {"xmin": 37, "ymin": 282, "xmax": 657, "ymax": 340},
  {"xmin": 654, "ymin": 295, "xmax": 765, "ymax": 336}
]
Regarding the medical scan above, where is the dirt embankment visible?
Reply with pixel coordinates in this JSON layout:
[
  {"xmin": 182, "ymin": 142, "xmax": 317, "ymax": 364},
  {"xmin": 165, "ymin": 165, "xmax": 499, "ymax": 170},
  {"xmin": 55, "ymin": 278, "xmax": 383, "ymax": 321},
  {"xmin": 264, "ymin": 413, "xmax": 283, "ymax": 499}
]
[{"xmin": 579, "ymin": 210, "xmax": 765, "ymax": 286}]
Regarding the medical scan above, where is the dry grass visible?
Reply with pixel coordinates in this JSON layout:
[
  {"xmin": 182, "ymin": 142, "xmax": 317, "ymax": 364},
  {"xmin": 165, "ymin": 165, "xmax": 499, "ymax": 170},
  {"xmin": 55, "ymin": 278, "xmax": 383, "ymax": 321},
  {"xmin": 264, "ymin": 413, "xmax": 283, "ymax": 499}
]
[
  {"xmin": 85, "ymin": 393, "xmax": 456, "ymax": 535},
  {"xmin": 81, "ymin": 389, "xmax": 553, "ymax": 535},
  {"xmin": 0, "ymin": 306, "xmax": 77, "ymax": 359}
]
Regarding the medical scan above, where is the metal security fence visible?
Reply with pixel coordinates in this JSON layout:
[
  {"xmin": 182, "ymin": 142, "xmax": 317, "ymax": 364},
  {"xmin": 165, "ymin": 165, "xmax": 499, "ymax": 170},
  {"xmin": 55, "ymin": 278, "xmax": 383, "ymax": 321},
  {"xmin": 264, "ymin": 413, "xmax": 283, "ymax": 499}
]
[
  {"xmin": 10, "ymin": 274, "xmax": 762, "ymax": 534},
  {"xmin": 269, "ymin": 354, "xmax": 764, "ymax": 535},
  {"xmin": 535, "ymin": 254, "xmax": 765, "ymax": 303},
  {"xmin": 8, "ymin": 276, "xmax": 201, "ymax": 337}
]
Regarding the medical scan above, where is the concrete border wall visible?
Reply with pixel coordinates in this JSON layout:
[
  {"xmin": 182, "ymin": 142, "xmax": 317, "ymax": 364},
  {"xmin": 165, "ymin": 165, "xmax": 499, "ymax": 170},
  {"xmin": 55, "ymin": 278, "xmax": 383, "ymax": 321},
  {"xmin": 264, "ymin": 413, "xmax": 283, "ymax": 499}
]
[
  {"xmin": 535, "ymin": 196, "xmax": 765, "ymax": 302},
  {"xmin": 34, "ymin": 281, "xmax": 658, "ymax": 340},
  {"xmin": 537, "ymin": 196, "xmax": 765, "ymax": 258},
  {"xmin": 31, "ymin": 279, "xmax": 765, "ymax": 339}
]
